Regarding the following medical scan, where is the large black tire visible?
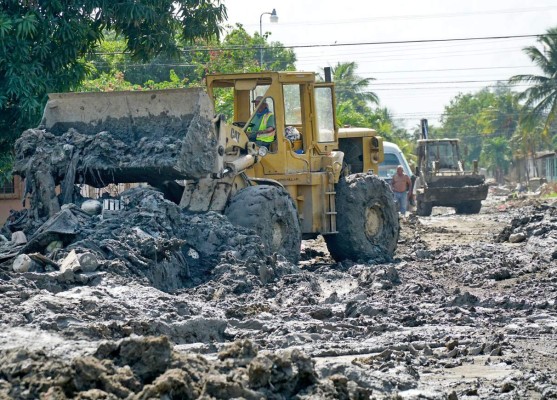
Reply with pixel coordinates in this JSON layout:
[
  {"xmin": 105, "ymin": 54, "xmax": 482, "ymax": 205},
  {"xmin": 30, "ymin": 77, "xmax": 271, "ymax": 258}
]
[
  {"xmin": 224, "ymin": 185, "xmax": 301, "ymax": 264},
  {"xmin": 455, "ymin": 200, "xmax": 482, "ymax": 215},
  {"xmin": 416, "ymin": 196, "xmax": 433, "ymax": 217},
  {"xmin": 324, "ymin": 173, "xmax": 399, "ymax": 263}
]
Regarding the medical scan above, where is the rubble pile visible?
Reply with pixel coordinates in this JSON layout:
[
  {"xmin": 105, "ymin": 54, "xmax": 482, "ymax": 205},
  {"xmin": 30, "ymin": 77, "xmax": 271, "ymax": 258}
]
[
  {"xmin": 0, "ymin": 186, "xmax": 287, "ymax": 291},
  {"xmin": 1, "ymin": 188, "xmax": 557, "ymax": 397}
]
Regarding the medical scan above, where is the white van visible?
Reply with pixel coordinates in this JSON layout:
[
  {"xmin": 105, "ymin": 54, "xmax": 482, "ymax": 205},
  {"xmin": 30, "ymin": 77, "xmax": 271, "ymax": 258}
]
[{"xmin": 378, "ymin": 142, "xmax": 413, "ymax": 181}]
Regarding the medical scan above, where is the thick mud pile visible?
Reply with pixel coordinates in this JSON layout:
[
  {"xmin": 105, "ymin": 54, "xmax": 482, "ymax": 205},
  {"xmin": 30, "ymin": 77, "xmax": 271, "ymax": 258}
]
[
  {"xmin": 1, "ymin": 193, "xmax": 557, "ymax": 398},
  {"xmin": 13, "ymin": 107, "xmax": 219, "ymax": 221}
]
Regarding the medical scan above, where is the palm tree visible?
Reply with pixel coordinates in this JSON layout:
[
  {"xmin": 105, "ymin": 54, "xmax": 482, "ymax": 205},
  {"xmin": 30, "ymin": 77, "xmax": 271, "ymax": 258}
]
[
  {"xmin": 509, "ymin": 27, "xmax": 557, "ymax": 136},
  {"xmin": 323, "ymin": 62, "xmax": 379, "ymax": 113}
]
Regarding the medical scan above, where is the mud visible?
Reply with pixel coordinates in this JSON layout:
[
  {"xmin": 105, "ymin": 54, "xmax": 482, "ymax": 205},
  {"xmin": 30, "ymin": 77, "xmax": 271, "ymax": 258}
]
[
  {"xmin": 1, "ymin": 191, "xmax": 557, "ymax": 398},
  {"xmin": 14, "ymin": 112, "xmax": 219, "ymax": 221}
]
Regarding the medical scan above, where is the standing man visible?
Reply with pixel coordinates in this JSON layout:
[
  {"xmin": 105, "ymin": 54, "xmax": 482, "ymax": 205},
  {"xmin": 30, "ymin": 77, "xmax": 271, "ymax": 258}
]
[
  {"xmin": 391, "ymin": 165, "xmax": 412, "ymax": 216},
  {"xmin": 247, "ymin": 96, "xmax": 276, "ymax": 148}
]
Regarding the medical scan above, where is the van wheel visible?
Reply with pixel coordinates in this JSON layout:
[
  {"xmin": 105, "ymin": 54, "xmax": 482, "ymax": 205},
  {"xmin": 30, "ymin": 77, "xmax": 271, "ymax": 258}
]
[
  {"xmin": 325, "ymin": 173, "xmax": 399, "ymax": 263},
  {"xmin": 225, "ymin": 185, "xmax": 301, "ymax": 264}
]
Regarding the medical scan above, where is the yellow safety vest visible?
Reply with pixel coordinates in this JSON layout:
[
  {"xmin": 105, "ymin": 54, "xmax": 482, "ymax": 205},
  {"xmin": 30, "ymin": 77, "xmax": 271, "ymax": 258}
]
[
  {"xmin": 247, "ymin": 112, "xmax": 275, "ymax": 143},
  {"xmin": 256, "ymin": 113, "xmax": 275, "ymax": 143}
]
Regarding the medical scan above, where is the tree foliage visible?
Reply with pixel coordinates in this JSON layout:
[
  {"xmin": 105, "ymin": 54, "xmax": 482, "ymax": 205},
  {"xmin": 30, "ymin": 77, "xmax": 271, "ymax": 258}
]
[
  {"xmin": 0, "ymin": 0, "xmax": 226, "ymax": 154},
  {"xmin": 509, "ymin": 27, "xmax": 557, "ymax": 137},
  {"xmin": 86, "ymin": 24, "xmax": 296, "ymax": 87},
  {"xmin": 438, "ymin": 85, "xmax": 521, "ymax": 165},
  {"xmin": 325, "ymin": 62, "xmax": 378, "ymax": 113},
  {"xmin": 481, "ymin": 136, "xmax": 512, "ymax": 183},
  {"xmin": 320, "ymin": 62, "xmax": 414, "ymax": 161}
]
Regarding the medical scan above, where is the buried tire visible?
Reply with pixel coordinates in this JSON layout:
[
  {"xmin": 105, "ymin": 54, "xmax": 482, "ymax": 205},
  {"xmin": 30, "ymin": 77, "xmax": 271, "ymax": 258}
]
[
  {"xmin": 224, "ymin": 185, "xmax": 301, "ymax": 264},
  {"xmin": 324, "ymin": 173, "xmax": 399, "ymax": 263}
]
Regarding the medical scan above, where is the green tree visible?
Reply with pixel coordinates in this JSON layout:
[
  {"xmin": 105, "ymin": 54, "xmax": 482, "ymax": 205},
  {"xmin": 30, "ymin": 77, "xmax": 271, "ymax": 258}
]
[
  {"xmin": 509, "ymin": 27, "xmax": 557, "ymax": 137},
  {"xmin": 86, "ymin": 24, "xmax": 296, "ymax": 89},
  {"xmin": 319, "ymin": 62, "xmax": 412, "ymax": 160},
  {"xmin": 325, "ymin": 62, "xmax": 378, "ymax": 114},
  {"xmin": 481, "ymin": 136, "xmax": 512, "ymax": 183},
  {"xmin": 439, "ymin": 85, "xmax": 521, "ymax": 165},
  {"xmin": 0, "ymin": 0, "xmax": 226, "ymax": 155}
]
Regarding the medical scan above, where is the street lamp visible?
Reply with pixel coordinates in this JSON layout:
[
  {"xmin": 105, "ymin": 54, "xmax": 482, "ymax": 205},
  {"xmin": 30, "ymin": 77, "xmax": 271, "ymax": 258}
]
[{"xmin": 259, "ymin": 8, "xmax": 278, "ymax": 68}]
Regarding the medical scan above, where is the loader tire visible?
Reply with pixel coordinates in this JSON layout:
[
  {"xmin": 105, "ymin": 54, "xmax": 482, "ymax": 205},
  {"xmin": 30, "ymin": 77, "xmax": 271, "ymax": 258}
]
[
  {"xmin": 324, "ymin": 173, "xmax": 399, "ymax": 263},
  {"xmin": 225, "ymin": 185, "xmax": 301, "ymax": 264},
  {"xmin": 455, "ymin": 200, "xmax": 482, "ymax": 215},
  {"xmin": 416, "ymin": 197, "xmax": 433, "ymax": 217}
]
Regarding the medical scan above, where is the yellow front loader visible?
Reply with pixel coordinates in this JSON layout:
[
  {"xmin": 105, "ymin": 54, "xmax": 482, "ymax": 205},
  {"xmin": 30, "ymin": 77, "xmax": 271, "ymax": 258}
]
[{"xmin": 27, "ymin": 71, "xmax": 399, "ymax": 263}]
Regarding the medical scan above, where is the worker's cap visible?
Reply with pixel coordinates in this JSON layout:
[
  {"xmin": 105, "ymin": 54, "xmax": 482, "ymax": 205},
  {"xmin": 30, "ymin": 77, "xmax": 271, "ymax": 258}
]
[{"xmin": 252, "ymin": 96, "xmax": 265, "ymax": 103}]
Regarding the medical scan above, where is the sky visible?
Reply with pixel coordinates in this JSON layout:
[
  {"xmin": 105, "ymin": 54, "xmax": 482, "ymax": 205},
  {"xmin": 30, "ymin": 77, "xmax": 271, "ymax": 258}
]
[{"xmin": 222, "ymin": 0, "xmax": 557, "ymax": 130}]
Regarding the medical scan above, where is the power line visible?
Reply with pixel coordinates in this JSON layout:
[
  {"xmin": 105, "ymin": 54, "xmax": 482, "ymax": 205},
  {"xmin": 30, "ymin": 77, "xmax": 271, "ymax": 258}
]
[
  {"xmin": 364, "ymin": 84, "xmax": 531, "ymax": 91},
  {"xmin": 89, "ymin": 33, "xmax": 551, "ymax": 56},
  {"xmin": 200, "ymin": 33, "xmax": 546, "ymax": 52},
  {"xmin": 340, "ymin": 79, "xmax": 528, "ymax": 86},
  {"xmin": 363, "ymin": 65, "xmax": 536, "ymax": 74}
]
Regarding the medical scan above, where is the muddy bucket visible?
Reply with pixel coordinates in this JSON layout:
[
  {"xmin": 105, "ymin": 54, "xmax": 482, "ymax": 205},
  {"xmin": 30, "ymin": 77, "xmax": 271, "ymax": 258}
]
[{"xmin": 29, "ymin": 88, "xmax": 224, "ymax": 185}]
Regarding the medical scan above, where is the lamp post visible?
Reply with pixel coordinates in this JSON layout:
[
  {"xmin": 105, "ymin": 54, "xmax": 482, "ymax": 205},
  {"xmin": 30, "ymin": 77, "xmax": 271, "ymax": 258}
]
[{"xmin": 259, "ymin": 8, "xmax": 278, "ymax": 68}]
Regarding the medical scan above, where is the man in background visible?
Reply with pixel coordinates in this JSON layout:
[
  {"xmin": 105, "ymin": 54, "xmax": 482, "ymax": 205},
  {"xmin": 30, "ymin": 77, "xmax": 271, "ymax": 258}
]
[{"xmin": 391, "ymin": 165, "xmax": 412, "ymax": 216}]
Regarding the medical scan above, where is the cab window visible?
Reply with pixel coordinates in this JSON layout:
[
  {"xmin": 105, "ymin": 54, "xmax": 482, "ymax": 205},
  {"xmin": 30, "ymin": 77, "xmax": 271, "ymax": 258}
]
[{"xmin": 315, "ymin": 86, "xmax": 335, "ymax": 143}]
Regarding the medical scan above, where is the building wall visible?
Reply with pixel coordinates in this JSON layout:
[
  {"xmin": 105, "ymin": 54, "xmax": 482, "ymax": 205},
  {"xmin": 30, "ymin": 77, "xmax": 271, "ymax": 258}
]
[
  {"xmin": 0, "ymin": 176, "xmax": 27, "ymax": 224},
  {"xmin": 545, "ymin": 156, "xmax": 557, "ymax": 182}
]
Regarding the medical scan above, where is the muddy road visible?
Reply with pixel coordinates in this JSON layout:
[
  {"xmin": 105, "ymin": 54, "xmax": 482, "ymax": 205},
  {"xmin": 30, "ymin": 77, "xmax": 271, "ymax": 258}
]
[{"xmin": 1, "ymin": 193, "xmax": 556, "ymax": 399}]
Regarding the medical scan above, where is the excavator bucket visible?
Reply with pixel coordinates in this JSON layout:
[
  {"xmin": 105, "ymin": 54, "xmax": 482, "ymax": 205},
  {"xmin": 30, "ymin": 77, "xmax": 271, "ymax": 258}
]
[{"xmin": 36, "ymin": 88, "xmax": 224, "ymax": 186}]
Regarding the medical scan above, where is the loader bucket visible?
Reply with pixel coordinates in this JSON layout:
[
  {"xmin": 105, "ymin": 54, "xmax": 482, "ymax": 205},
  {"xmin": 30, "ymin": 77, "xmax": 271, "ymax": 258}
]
[
  {"xmin": 33, "ymin": 88, "xmax": 224, "ymax": 186},
  {"xmin": 42, "ymin": 88, "xmax": 214, "ymax": 137}
]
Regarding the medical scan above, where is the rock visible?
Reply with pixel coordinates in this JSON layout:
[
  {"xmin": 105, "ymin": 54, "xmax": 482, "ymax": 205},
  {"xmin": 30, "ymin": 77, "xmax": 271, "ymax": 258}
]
[
  {"xmin": 490, "ymin": 346, "xmax": 502, "ymax": 356},
  {"xmin": 81, "ymin": 199, "xmax": 102, "ymax": 216},
  {"xmin": 11, "ymin": 231, "xmax": 27, "ymax": 245},
  {"xmin": 415, "ymin": 249, "xmax": 431, "ymax": 259},
  {"xmin": 13, "ymin": 254, "xmax": 32, "ymax": 272},
  {"xmin": 309, "ymin": 307, "xmax": 333, "ymax": 320},
  {"xmin": 61, "ymin": 249, "xmax": 99, "ymax": 273},
  {"xmin": 445, "ymin": 339, "xmax": 459, "ymax": 351},
  {"xmin": 509, "ymin": 232, "xmax": 527, "ymax": 243}
]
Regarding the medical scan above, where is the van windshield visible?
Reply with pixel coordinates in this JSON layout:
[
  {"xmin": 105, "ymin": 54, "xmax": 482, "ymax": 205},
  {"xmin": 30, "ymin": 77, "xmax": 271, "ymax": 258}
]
[{"xmin": 378, "ymin": 153, "xmax": 401, "ymax": 179}]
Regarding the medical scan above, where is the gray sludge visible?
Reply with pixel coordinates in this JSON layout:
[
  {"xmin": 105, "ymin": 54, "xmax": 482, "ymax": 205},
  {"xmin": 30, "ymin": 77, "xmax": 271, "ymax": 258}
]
[{"xmin": 2, "ymin": 123, "xmax": 557, "ymax": 400}]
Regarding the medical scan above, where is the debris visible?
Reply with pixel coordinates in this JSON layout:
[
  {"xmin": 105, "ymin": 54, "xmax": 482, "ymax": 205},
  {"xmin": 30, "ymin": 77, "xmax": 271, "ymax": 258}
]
[
  {"xmin": 12, "ymin": 254, "xmax": 32, "ymax": 272},
  {"xmin": 10, "ymin": 231, "xmax": 27, "ymax": 245}
]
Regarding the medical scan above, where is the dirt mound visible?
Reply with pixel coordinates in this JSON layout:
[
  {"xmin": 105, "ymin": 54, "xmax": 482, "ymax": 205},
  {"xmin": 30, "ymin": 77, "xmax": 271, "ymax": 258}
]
[
  {"xmin": 0, "ymin": 336, "xmax": 370, "ymax": 399},
  {"xmin": 1, "ymin": 186, "xmax": 295, "ymax": 292}
]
